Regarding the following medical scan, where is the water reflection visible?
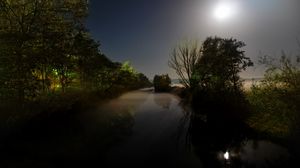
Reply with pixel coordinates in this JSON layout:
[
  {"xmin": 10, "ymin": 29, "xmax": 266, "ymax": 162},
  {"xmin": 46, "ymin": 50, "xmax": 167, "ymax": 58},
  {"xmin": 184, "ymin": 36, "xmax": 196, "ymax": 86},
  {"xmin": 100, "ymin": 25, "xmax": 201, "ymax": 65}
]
[
  {"xmin": 153, "ymin": 93, "xmax": 172, "ymax": 109},
  {"xmin": 185, "ymin": 106, "xmax": 293, "ymax": 168},
  {"xmin": 0, "ymin": 90, "xmax": 296, "ymax": 168},
  {"xmin": 213, "ymin": 139, "xmax": 292, "ymax": 168},
  {"xmin": 224, "ymin": 151, "xmax": 229, "ymax": 160},
  {"xmin": 98, "ymin": 90, "xmax": 294, "ymax": 168},
  {"xmin": 0, "ymin": 91, "xmax": 149, "ymax": 168},
  {"xmin": 105, "ymin": 91, "xmax": 195, "ymax": 167}
]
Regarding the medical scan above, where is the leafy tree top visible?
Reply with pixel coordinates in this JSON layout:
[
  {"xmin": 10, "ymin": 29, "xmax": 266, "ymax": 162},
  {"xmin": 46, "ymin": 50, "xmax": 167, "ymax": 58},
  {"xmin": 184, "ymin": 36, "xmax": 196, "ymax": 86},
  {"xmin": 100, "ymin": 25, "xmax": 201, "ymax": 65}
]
[{"xmin": 120, "ymin": 61, "xmax": 136, "ymax": 74}]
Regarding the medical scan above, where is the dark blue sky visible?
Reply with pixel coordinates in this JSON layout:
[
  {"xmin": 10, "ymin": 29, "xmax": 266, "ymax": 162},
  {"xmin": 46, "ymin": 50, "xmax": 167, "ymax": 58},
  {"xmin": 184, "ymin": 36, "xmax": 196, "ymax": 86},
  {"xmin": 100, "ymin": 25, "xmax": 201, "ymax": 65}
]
[{"xmin": 87, "ymin": 0, "xmax": 300, "ymax": 78}]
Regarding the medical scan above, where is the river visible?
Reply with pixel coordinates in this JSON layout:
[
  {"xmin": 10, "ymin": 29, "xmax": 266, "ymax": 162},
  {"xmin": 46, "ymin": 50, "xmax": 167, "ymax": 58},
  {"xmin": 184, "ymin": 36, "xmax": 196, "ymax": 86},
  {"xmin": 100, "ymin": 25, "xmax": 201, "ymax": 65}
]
[
  {"xmin": 98, "ymin": 89, "xmax": 291, "ymax": 167},
  {"xmin": 103, "ymin": 89, "xmax": 202, "ymax": 167},
  {"xmin": 0, "ymin": 89, "xmax": 293, "ymax": 168}
]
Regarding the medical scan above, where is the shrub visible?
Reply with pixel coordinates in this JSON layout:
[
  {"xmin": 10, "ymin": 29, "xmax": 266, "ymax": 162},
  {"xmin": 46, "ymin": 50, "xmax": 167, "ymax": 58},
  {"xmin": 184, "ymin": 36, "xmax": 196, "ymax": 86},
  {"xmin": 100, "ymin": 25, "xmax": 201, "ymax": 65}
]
[
  {"xmin": 153, "ymin": 74, "xmax": 171, "ymax": 92},
  {"xmin": 246, "ymin": 85, "xmax": 298, "ymax": 138}
]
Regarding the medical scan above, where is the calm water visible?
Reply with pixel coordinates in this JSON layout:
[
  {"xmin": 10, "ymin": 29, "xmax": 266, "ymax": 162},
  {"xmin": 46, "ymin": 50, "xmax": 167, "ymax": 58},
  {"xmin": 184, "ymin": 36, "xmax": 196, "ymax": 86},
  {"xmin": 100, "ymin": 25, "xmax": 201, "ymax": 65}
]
[
  {"xmin": 0, "ymin": 89, "xmax": 293, "ymax": 168},
  {"xmin": 99, "ymin": 89, "xmax": 291, "ymax": 167},
  {"xmin": 104, "ymin": 89, "xmax": 202, "ymax": 167}
]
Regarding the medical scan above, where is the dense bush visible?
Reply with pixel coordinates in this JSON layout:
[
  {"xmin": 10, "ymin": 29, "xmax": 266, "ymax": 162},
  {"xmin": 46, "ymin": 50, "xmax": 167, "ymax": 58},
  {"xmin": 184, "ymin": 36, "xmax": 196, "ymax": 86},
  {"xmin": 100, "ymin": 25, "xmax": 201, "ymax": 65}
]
[
  {"xmin": 180, "ymin": 37, "xmax": 254, "ymax": 123},
  {"xmin": 0, "ymin": 1, "xmax": 151, "ymax": 104},
  {"xmin": 247, "ymin": 86, "xmax": 298, "ymax": 137},
  {"xmin": 192, "ymin": 37, "xmax": 253, "ymax": 92},
  {"xmin": 246, "ymin": 55, "xmax": 300, "ymax": 137},
  {"xmin": 153, "ymin": 74, "xmax": 171, "ymax": 92}
]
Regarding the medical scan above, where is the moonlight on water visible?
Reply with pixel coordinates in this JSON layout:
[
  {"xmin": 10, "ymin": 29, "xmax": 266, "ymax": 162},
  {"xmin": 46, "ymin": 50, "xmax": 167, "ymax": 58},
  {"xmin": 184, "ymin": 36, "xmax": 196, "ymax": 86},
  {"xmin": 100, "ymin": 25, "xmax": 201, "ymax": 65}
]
[{"xmin": 0, "ymin": 0, "xmax": 300, "ymax": 168}]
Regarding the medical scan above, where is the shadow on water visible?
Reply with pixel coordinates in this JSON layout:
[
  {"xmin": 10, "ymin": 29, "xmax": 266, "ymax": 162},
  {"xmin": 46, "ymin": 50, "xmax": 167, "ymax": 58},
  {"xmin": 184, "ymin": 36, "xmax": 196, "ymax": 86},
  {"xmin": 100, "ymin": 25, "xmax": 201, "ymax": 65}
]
[
  {"xmin": 0, "ymin": 91, "xmax": 150, "ymax": 168},
  {"xmin": 184, "ymin": 90, "xmax": 295, "ymax": 168},
  {"xmin": 104, "ymin": 90, "xmax": 201, "ymax": 167},
  {"xmin": 0, "ymin": 89, "xmax": 297, "ymax": 168}
]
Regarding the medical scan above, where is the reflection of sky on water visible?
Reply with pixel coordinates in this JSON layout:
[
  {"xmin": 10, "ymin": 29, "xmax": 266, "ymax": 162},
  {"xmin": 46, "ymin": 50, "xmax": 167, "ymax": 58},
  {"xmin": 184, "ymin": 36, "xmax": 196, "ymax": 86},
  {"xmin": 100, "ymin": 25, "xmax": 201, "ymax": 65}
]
[
  {"xmin": 153, "ymin": 93, "xmax": 172, "ymax": 109},
  {"xmin": 98, "ymin": 90, "xmax": 292, "ymax": 167},
  {"xmin": 1, "ymin": 90, "xmax": 293, "ymax": 168},
  {"xmin": 105, "ymin": 90, "xmax": 202, "ymax": 167}
]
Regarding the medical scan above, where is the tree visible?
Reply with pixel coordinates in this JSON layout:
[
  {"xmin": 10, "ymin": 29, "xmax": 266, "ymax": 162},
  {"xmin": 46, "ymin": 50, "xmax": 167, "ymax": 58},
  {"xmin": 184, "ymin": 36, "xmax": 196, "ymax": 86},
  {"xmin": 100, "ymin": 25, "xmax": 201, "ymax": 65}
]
[
  {"xmin": 259, "ymin": 52, "xmax": 300, "ymax": 90},
  {"xmin": 169, "ymin": 40, "xmax": 201, "ymax": 88},
  {"xmin": 247, "ymin": 51, "xmax": 300, "ymax": 137},
  {"xmin": 153, "ymin": 74, "xmax": 171, "ymax": 92},
  {"xmin": 0, "ymin": 0, "xmax": 149, "ymax": 104},
  {"xmin": 73, "ymin": 32, "xmax": 112, "ymax": 89},
  {"xmin": 120, "ymin": 61, "xmax": 136, "ymax": 74},
  {"xmin": 193, "ymin": 37, "xmax": 253, "ymax": 92},
  {"xmin": 136, "ymin": 73, "xmax": 152, "ymax": 88},
  {"xmin": 0, "ymin": 0, "xmax": 88, "ymax": 100}
]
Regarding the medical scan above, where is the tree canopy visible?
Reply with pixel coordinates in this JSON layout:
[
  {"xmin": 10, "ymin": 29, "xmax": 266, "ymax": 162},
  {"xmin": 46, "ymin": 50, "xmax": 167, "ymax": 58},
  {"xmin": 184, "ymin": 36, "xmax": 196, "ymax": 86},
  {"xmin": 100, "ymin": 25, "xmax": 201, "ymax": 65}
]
[
  {"xmin": 153, "ymin": 74, "xmax": 171, "ymax": 92},
  {"xmin": 193, "ymin": 37, "xmax": 253, "ymax": 92},
  {"xmin": 169, "ymin": 37, "xmax": 253, "ymax": 92},
  {"xmin": 0, "ymin": 0, "xmax": 151, "ymax": 103}
]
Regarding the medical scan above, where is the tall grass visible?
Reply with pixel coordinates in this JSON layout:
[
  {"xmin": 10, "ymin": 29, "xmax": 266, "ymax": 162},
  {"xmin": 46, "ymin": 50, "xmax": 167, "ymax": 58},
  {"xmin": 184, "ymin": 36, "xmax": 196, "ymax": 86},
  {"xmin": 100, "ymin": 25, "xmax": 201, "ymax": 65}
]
[{"xmin": 246, "ymin": 84, "xmax": 299, "ymax": 138}]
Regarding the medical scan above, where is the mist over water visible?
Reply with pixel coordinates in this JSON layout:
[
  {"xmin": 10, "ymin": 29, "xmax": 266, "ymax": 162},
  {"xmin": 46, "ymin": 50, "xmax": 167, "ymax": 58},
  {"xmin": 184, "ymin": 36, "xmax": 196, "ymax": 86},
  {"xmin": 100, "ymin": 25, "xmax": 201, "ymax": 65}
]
[
  {"xmin": 99, "ymin": 90, "xmax": 291, "ymax": 167},
  {"xmin": 0, "ymin": 89, "xmax": 293, "ymax": 168}
]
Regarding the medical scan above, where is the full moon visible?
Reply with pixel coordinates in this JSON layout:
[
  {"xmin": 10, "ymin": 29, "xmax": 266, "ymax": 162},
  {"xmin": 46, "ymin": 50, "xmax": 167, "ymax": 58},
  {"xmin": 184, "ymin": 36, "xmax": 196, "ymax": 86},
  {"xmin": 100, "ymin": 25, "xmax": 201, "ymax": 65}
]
[{"xmin": 214, "ymin": 2, "xmax": 236, "ymax": 21}]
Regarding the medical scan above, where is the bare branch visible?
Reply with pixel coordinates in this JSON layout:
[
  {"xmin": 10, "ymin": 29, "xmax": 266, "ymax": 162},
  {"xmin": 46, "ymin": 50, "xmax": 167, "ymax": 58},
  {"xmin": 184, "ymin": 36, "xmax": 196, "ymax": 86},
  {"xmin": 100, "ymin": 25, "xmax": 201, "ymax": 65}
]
[{"xmin": 168, "ymin": 40, "xmax": 202, "ymax": 88}]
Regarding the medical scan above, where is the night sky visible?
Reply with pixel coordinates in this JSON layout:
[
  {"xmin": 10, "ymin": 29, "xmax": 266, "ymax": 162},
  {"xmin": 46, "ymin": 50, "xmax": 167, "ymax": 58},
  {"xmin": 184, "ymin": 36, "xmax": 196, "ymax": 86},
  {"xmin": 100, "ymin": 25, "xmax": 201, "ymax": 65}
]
[{"xmin": 87, "ymin": 0, "xmax": 300, "ymax": 79}]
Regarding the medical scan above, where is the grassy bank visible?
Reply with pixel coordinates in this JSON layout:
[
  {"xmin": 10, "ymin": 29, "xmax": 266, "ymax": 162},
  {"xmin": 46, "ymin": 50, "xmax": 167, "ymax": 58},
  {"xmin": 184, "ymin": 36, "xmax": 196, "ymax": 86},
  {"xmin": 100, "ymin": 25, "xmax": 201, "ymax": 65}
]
[
  {"xmin": 246, "ymin": 85, "xmax": 300, "ymax": 139},
  {"xmin": 0, "ymin": 88, "xmax": 137, "ymax": 167}
]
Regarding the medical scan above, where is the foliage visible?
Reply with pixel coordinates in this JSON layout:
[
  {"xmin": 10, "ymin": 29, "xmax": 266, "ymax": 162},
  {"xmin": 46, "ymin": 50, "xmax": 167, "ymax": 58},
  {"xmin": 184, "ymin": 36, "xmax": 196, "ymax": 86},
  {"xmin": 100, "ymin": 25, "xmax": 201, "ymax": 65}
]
[
  {"xmin": 96, "ymin": 62, "xmax": 151, "ymax": 94},
  {"xmin": 259, "ymin": 53, "xmax": 300, "ymax": 90},
  {"xmin": 0, "ymin": 1, "xmax": 159, "ymax": 165},
  {"xmin": 120, "ymin": 61, "xmax": 136, "ymax": 74},
  {"xmin": 247, "ymin": 53, "xmax": 300, "ymax": 137},
  {"xmin": 170, "ymin": 36, "xmax": 253, "ymax": 94},
  {"xmin": 171, "ymin": 37, "xmax": 254, "ymax": 122},
  {"xmin": 136, "ymin": 73, "xmax": 152, "ymax": 88},
  {"xmin": 247, "ymin": 85, "xmax": 298, "ymax": 137},
  {"xmin": 72, "ymin": 32, "xmax": 112, "ymax": 89},
  {"xmin": 0, "ymin": 0, "xmax": 88, "ymax": 101},
  {"xmin": 192, "ymin": 37, "xmax": 253, "ymax": 92},
  {"xmin": 0, "ymin": 0, "xmax": 150, "ymax": 104},
  {"xmin": 0, "ymin": 2, "xmax": 151, "ymax": 151},
  {"xmin": 153, "ymin": 74, "xmax": 171, "ymax": 92}
]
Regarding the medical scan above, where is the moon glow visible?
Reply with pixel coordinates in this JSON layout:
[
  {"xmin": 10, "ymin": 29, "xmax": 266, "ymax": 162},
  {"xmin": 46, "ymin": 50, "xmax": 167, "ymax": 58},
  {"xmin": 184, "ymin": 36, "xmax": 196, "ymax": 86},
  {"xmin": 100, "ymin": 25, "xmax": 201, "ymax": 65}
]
[{"xmin": 214, "ymin": 2, "xmax": 236, "ymax": 21}]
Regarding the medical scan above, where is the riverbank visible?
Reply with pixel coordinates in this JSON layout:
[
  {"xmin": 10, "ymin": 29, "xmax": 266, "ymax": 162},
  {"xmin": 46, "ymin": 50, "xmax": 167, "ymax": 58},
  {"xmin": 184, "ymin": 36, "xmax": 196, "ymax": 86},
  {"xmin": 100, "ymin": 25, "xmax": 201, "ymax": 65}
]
[
  {"xmin": 169, "ymin": 80, "xmax": 300, "ymax": 162},
  {"xmin": 0, "ymin": 87, "xmax": 151, "ymax": 156},
  {"xmin": 170, "ymin": 79, "xmax": 299, "ymax": 138},
  {"xmin": 0, "ymin": 89, "xmax": 140, "ymax": 167},
  {"xmin": 1, "ymin": 88, "xmax": 298, "ymax": 167},
  {"xmin": 0, "ymin": 89, "xmax": 199, "ymax": 167}
]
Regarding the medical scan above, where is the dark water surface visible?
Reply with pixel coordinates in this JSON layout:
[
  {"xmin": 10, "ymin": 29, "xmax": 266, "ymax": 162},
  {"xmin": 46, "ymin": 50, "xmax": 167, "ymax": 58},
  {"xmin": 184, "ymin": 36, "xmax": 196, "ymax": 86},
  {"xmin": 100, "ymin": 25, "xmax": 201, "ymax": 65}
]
[
  {"xmin": 0, "ymin": 89, "xmax": 294, "ymax": 168},
  {"xmin": 104, "ymin": 89, "xmax": 202, "ymax": 167}
]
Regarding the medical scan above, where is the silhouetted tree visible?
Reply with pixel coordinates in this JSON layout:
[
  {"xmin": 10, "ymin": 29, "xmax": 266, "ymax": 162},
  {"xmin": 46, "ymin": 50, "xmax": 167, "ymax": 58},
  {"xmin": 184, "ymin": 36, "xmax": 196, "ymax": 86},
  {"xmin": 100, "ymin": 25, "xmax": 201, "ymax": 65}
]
[
  {"xmin": 169, "ymin": 40, "xmax": 201, "ymax": 88},
  {"xmin": 153, "ymin": 74, "xmax": 171, "ymax": 92},
  {"xmin": 73, "ymin": 32, "xmax": 112, "ymax": 89},
  {"xmin": 136, "ymin": 73, "xmax": 152, "ymax": 88},
  {"xmin": 187, "ymin": 37, "xmax": 253, "ymax": 122},
  {"xmin": 0, "ymin": 0, "xmax": 151, "ymax": 103},
  {"xmin": 0, "ymin": 0, "xmax": 88, "ymax": 101},
  {"xmin": 193, "ymin": 37, "xmax": 253, "ymax": 92}
]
